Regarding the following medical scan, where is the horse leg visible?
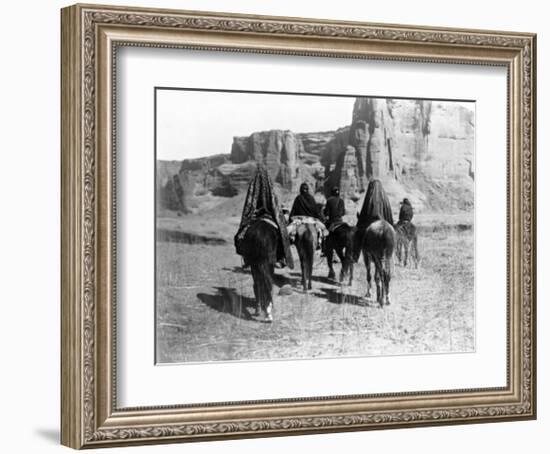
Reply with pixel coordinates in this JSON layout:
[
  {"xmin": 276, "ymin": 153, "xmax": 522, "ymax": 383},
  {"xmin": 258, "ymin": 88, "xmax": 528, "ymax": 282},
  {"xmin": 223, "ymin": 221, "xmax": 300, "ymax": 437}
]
[
  {"xmin": 364, "ymin": 252, "xmax": 372, "ymax": 298},
  {"xmin": 308, "ymin": 231, "xmax": 316, "ymax": 291},
  {"xmin": 298, "ymin": 246, "xmax": 309, "ymax": 292},
  {"xmin": 374, "ymin": 257, "xmax": 384, "ymax": 308},
  {"xmin": 250, "ymin": 265, "xmax": 262, "ymax": 316},
  {"xmin": 326, "ymin": 244, "xmax": 336, "ymax": 280},
  {"xmin": 300, "ymin": 257, "xmax": 307, "ymax": 291},
  {"xmin": 265, "ymin": 297, "xmax": 273, "ymax": 322},
  {"xmin": 412, "ymin": 236, "xmax": 419, "ymax": 268},
  {"xmin": 263, "ymin": 263, "xmax": 274, "ymax": 322},
  {"xmin": 344, "ymin": 230, "xmax": 354, "ymax": 286},
  {"xmin": 403, "ymin": 238, "xmax": 409, "ymax": 267},
  {"xmin": 383, "ymin": 255, "xmax": 392, "ymax": 306},
  {"xmin": 396, "ymin": 237, "xmax": 403, "ymax": 265},
  {"xmin": 335, "ymin": 247, "xmax": 346, "ymax": 283},
  {"xmin": 308, "ymin": 263, "xmax": 313, "ymax": 291}
]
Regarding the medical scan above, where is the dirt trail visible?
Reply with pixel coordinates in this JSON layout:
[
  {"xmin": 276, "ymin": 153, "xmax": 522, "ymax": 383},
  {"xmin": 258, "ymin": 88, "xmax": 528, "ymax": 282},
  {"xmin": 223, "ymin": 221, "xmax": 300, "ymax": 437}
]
[{"xmin": 156, "ymin": 226, "xmax": 474, "ymax": 363}]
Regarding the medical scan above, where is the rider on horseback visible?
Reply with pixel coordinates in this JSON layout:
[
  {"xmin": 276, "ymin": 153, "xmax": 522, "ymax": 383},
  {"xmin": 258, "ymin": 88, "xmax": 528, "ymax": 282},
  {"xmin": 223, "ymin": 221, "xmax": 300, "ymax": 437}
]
[
  {"xmin": 287, "ymin": 183, "xmax": 327, "ymax": 248},
  {"xmin": 324, "ymin": 186, "xmax": 346, "ymax": 232},
  {"xmin": 398, "ymin": 198, "xmax": 414, "ymax": 223},
  {"xmin": 396, "ymin": 197, "xmax": 415, "ymax": 239},
  {"xmin": 234, "ymin": 165, "xmax": 294, "ymax": 270}
]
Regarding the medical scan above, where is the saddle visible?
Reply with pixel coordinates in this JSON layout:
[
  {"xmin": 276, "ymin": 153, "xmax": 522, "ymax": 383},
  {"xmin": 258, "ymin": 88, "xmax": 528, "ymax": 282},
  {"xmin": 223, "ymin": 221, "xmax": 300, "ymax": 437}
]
[
  {"xmin": 287, "ymin": 216, "xmax": 327, "ymax": 249},
  {"xmin": 235, "ymin": 214, "xmax": 278, "ymax": 255}
]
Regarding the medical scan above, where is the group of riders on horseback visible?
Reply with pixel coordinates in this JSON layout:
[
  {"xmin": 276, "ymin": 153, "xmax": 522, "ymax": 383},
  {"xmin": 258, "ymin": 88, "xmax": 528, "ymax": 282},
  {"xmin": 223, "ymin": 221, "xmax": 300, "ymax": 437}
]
[{"xmin": 234, "ymin": 165, "xmax": 418, "ymax": 322}]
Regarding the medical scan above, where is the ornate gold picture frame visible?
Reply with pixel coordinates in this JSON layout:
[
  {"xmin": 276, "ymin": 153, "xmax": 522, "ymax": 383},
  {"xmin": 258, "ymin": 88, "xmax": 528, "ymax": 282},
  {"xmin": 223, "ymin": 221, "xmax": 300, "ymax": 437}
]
[{"xmin": 61, "ymin": 3, "xmax": 536, "ymax": 449}]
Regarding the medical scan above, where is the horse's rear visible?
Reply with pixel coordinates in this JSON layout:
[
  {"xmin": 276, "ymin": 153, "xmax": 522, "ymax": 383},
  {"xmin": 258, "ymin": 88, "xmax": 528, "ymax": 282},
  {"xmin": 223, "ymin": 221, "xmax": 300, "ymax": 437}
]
[
  {"xmin": 242, "ymin": 220, "xmax": 279, "ymax": 322},
  {"xmin": 326, "ymin": 224, "xmax": 355, "ymax": 285},
  {"xmin": 359, "ymin": 219, "xmax": 396, "ymax": 307},
  {"xmin": 295, "ymin": 223, "xmax": 316, "ymax": 291},
  {"xmin": 395, "ymin": 221, "xmax": 419, "ymax": 268}
]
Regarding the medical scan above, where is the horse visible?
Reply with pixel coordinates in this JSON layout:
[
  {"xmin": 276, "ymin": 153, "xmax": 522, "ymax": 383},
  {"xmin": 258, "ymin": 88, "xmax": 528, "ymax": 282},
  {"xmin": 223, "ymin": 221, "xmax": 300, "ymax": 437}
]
[
  {"xmin": 395, "ymin": 221, "xmax": 419, "ymax": 268},
  {"xmin": 294, "ymin": 223, "xmax": 317, "ymax": 291},
  {"xmin": 241, "ymin": 219, "xmax": 279, "ymax": 322},
  {"xmin": 354, "ymin": 179, "xmax": 396, "ymax": 307},
  {"xmin": 325, "ymin": 223, "xmax": 355, "ymax": 285},
  {"xmin": 354, "ymin": 219, "xmax": 396, "ymax": 307}
]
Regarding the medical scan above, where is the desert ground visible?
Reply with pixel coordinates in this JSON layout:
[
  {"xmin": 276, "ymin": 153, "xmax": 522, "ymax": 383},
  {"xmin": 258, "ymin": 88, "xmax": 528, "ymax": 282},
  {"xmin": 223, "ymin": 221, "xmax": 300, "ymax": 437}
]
[{"xmin": 155, "ymin": 210, "xmax": 475, "ymax": 364}]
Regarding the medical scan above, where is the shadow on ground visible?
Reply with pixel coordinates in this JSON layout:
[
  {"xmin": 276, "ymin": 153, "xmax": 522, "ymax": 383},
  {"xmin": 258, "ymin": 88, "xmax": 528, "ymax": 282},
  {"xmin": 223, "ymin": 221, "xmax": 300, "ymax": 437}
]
[
  {"xmin": 223, "ymin": 266, "xmax": 301, "ymax": 289},
  {"xmin": 197, "ymin": 287, "xmax": 257, "ymax": 321},
  {"xmin": 311, "ymin": 287, "xmax": 378, "ymax": 307}
]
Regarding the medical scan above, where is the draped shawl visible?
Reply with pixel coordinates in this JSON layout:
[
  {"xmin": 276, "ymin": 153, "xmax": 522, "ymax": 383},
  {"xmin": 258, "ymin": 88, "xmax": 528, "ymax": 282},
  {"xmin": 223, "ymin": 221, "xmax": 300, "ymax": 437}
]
[
  {"xmin": 234, "ymin": 165, "xmax": 294, "ymax": 269},
  {"xmin": 357, "ymin": 179, "xmax": 394, "ymax": 230},
  {"xmin": 289, "ymin": 193, "xmax": 322, "ymax": 220}
]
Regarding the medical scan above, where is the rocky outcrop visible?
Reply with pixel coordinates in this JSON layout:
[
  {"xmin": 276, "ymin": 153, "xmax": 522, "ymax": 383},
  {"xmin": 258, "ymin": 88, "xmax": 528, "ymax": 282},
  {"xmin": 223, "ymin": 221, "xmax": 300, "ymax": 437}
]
[
  {"xmin": 352, "ymin": 98, "xmax": 396, "ymax": 181},
  {"xmin": 297, "ymin": 130, "xmax": 335, "ymax": 165},
  {"xmin": 210, "ymin": 162, "xmax": 257, "ymax": 196},
  {"xmin": 157, "ymin": 97, "xmax": 475, "ymax": 214},
  {"xmin": 335, "ymin": 145, "xmax": 361, "ymax": 197},
  {"xmin": 159, "ymin": 174, "xmax": 190, "ymax": 213},
  {"xmin": 157, "ymin": 160, "xmax": 183, "ymax": 187},
  {"xmin": 230, "ymin": 130, "xmax": 304, "ymax": 192}
]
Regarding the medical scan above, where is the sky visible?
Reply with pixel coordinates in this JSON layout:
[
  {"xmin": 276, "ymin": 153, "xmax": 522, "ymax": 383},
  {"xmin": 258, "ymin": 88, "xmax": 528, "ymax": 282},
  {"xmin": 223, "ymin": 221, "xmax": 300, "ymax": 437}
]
[
  {"xmin": 156, "ymin": 89, "xmax": 354, "ymax": 161},
  {"xmin": 155, "ymin": 89, "xmax": 474, "ymax": 161}
]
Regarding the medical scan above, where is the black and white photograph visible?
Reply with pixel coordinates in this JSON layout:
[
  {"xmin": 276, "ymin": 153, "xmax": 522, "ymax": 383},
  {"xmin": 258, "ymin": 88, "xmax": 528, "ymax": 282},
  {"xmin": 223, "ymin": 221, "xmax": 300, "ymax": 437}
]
[{"xmin": 155, "ymin": 88, "xmax": 475, "ymax": 364}]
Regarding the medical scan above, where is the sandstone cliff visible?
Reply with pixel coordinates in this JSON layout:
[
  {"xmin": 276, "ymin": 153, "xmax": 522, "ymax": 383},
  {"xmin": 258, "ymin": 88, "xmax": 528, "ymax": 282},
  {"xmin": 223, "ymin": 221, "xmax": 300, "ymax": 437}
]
[{"xmin": 158, "ymin": 97, "xmax": 474, "ymax": 215}]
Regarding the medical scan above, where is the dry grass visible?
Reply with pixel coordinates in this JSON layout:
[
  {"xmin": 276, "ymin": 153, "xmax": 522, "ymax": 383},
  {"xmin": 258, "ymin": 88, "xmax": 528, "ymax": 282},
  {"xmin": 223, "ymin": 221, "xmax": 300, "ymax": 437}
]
[{"xmin": 155, "ymin": 213, "xmax": 474, "ymax": 363}]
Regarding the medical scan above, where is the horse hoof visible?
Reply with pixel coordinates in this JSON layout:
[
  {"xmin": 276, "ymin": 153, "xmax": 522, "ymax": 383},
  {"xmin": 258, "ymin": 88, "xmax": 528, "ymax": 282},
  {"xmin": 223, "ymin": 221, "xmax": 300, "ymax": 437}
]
[
  {"xmin": 264, "ymin": 315, "xmax": 273, "ymax": 323},
  {"xmin": 308, "ymin": 284, "xmax": 312, "ymax": 291}
]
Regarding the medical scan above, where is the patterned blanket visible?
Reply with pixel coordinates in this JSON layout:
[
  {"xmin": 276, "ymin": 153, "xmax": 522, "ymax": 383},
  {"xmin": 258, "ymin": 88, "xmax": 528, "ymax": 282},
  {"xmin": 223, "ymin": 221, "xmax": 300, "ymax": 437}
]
[
  {"xmin": 234, "ymin": 165, "xmax": 294, "ymax": 269},
  {"xmin": 287, "ymin": 216, "xmax": 328, "ymax": 248}
]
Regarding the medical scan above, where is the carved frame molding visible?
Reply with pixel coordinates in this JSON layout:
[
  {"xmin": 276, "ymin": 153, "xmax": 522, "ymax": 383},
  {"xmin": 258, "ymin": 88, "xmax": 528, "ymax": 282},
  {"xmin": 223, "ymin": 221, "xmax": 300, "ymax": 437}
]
[{"xmin": 61, "ymin": 3, "xmax": 536, "ymax": 449}]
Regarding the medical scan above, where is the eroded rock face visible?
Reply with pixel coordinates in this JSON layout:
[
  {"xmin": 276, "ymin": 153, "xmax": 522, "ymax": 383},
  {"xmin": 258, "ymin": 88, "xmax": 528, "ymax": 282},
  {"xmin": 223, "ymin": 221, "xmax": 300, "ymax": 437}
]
[
  {"xmin": 211, "ymin": 162, "xmax": 257, "ymax": 196},
  {"xmin": 157, "ymin": 97, "xmax": 475, "ymax": 214},
  {"xmin": 336, "ymin": 145, "xmax": 361, "ymax": 197},
  {"xmin": 349, "ymin": 120, "xmax": 369, "ymax": 190},
  {"xmin": 159, "ymin": 174, "xmax": 190, "ymax": 213},
  {"xmin": 352, "ymin": 98, "xmax": 396, "ymax": 180},
  {"xmin": 229, "ymin": 130, "xmax": 304, "ymax": 192}
]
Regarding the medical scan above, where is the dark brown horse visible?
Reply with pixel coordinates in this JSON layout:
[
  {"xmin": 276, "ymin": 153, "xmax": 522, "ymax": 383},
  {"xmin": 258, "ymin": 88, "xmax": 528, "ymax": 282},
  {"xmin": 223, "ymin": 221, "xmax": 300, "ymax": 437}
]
[
  {"xmin": 326, "ymin": 224, "xmax": 355, "ymax": 285},
  {"xmin": 241, "ymin": 219, "xmax": 279, "ymax": 322},
  {"xmin": 357, "ymin": 220, "xmax": 395, "ymax": 307},
  {"xmin": 295, "ymin": 223, "xmax": 317, "ymax": 291},
  {"xmin": 354, "ymin": 180, "xmax": 396, "ymax": 307}
]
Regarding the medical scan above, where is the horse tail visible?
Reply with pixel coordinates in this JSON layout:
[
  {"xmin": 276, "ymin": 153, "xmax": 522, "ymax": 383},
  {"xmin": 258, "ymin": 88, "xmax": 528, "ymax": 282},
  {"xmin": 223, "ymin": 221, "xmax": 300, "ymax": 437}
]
[
  {"xmin": 412, "ymin": 233, "xmax": 420, "ymax": 266},
  {"xmin": 243, "ymin": 221, "xmax": 277, "ymax": 312},
  {"xmin": 250, "ymin": 259, "xmax": 273, "ymax": 310},
  {"xmin": 344, "ymin": 226, "xmax": 355, "ymax": 266},
  {"xmin": 352, "ymin": 227, "xmax": 364, "ymax": 262},
  {"xmin": 296, "ymin": 225, "xmax": 315, "ymax": 284},
  {"xmin": 384, "ymin": 222, "xmax": 396, "ymax": 280}
]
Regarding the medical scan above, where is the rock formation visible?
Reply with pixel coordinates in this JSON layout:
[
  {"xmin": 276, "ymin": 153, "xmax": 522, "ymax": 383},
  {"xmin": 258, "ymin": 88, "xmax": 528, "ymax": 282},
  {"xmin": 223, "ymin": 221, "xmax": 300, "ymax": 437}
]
[
  {"xmin": 230, "ymin": 130, "xmax": 304, "ymax": 192},
  {"xmin": 157, "ymin": 97, "xmax": 475, "ymax": 214}
]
